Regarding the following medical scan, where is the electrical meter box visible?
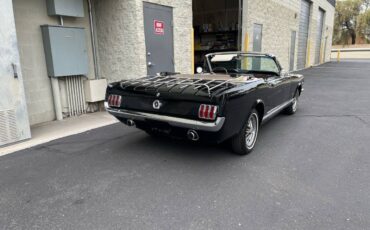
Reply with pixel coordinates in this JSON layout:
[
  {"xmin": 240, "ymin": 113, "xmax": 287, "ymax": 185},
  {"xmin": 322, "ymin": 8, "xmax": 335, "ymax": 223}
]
[
  {"xmin": 41, "ymin": 25, "xmax": 88, "ymax": 77},
  {"xmin": 46, "ymin": 0, "xmax": 84, "ymax": 17}
]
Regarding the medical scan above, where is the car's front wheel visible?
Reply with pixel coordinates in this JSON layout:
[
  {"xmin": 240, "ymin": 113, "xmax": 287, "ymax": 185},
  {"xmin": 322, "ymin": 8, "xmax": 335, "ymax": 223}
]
[
  {"xmin": 231, "ymin": 109, "xmax": 259, "ymax": 155},
  {"xmin": 284, "ymin": 90, "xmax": 300, "ymax": 115}
]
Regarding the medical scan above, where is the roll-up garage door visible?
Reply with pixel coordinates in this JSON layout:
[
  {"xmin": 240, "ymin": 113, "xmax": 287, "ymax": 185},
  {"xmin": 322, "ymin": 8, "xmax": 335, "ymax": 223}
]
[
  {"xmin": 297, "ymin": 0, "xmax": 310, "ymax": 70},
  {"xmin": 315, "ymin": 9, "xmax": 325, "ymax": 64}
]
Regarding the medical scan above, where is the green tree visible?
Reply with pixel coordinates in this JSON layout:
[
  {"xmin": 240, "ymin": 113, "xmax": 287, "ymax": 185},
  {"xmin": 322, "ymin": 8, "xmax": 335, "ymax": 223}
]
[
  {"xmin": 334, "ymin": 0, "xmax": 363, "ymax": 44},
  {"xmin": 363, "ymin": 0, "xmax": 370, "ymax": 10},
  {"xmin": 358, "ymin": 4, "xmax": 370, "ymax": 41}
]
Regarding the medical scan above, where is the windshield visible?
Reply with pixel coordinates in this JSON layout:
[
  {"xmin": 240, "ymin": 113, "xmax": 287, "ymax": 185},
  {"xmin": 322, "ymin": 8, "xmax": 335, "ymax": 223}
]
[{"xmin": 205, "ymin": 53, "xmax": 281, "ymax": 75}]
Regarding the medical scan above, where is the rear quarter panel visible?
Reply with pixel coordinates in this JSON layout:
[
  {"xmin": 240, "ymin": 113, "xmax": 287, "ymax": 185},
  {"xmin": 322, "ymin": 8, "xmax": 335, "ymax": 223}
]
[{"xmin": 218, "ymin": 80, "xmax": 266, "ymax": 140}]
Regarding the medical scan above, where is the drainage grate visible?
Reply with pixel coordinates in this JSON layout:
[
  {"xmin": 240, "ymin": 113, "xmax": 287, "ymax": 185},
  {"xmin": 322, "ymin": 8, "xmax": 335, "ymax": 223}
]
[{"xmin": 0, "ymin": 109, "xmax": 18, "ymax": 146}]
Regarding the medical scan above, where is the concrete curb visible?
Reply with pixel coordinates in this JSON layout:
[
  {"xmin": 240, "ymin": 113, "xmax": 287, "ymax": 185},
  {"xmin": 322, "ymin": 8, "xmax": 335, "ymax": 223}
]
[{"xmin": 0, "ymin": 112, "xmax": 118, "ymax": 157}]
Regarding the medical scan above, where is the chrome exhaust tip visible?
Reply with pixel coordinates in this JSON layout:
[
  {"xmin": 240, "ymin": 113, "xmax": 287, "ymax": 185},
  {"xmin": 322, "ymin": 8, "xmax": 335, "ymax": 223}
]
[
  {"xmin": 127, "ymin": 119, "xmax": 135, "ymax": 127},
  {"xmin": 187, "ymin": 130, "xmax": 199, "ymax": 141}
]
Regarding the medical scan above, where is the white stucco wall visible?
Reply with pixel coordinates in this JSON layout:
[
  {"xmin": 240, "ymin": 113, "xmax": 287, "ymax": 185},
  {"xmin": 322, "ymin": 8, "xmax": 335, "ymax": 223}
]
[
  {"xmin": 94, "ymin": 0, "xmax": 192, "ymax": 82},
  {"xmin": 0, "ymin": 0, "xmax": 31, "ymax": 145},
  {"xmin": 13, "ymin": 0, "xmax": 96, "ymax": 125}
]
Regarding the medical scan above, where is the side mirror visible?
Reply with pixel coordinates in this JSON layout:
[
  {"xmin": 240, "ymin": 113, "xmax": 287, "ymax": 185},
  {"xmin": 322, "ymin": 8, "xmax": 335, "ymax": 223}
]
[{"xmin": 196, "ymin": 67, "xmax": 203, "ymax": 74}]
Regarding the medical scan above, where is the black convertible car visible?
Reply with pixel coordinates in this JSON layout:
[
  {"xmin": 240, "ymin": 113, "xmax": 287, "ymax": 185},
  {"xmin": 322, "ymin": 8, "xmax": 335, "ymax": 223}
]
[{"xmin": 105, "ymin": 52, "xmax": 304, "ymax": 155}]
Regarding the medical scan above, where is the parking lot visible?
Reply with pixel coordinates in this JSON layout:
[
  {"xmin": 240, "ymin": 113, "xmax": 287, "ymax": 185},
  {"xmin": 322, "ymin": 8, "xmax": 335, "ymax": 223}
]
[{"xmin": 1, "ymin": 61, "xmax": 370, "ymax": 229}]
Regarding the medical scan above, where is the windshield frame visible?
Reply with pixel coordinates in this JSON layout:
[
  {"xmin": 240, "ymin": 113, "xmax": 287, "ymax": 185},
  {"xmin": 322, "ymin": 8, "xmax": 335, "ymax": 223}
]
[{"xmin": 204, "ymin": 52, "xmax": 282, "ymax": 75}]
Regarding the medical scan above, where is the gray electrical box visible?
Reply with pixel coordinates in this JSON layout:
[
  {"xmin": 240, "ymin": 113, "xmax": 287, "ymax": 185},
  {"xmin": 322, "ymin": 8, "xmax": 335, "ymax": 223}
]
[
  {"xmin": 46, "ymin": 0, "xmax": 84, "ymax": 17},
  {"xmin": 41, "ymin": 25, "xmax": 88, "ymax": 77}
]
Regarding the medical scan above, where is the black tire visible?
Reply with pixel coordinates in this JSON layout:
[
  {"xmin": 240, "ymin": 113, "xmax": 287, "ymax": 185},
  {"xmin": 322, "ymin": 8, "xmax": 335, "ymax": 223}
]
[
  {"xmin": 284, "ymin": 90, "xmax": 300, "ymax": 115},
  {"xmin": 145, "ymin": 129, "xmax": 159, "ymax": 138},
  {"xmin": 231, "ymin": 109, "xmax": 259, "ymax": 155}
]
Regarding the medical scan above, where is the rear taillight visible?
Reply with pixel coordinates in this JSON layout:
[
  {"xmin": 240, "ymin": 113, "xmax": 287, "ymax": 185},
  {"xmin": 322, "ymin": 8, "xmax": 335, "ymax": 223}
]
[
  {"xmin": 198, "ymin": 104, "xmax": 218, "ymax": 120},
  {"xmin": 107, "ymin": 95, "xmax": 122, "ymax": 107}
]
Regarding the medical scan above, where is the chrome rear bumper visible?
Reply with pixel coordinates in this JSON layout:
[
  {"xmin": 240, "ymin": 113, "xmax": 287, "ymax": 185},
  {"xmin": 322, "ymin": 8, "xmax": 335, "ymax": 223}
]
[{"xmin": 106, "ymin": 105, "xmax": 225, "ymax": 132}]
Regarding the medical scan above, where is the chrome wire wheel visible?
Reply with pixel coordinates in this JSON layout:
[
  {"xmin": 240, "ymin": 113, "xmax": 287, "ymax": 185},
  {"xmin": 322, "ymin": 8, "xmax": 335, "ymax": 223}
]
[
  {"xmin": 284, "ymin": 89, "xmax": 300, "ymax": 115},
  {"xmin": 292, "ymin": 95, "xmax": 298, "ymax": 112},
  {"xmin": 245, "ymin": 113, "xmax": 259, "ymax": 149}
]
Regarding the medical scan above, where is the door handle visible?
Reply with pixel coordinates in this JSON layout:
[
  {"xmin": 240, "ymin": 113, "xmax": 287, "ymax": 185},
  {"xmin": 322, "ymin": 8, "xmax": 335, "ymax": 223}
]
[
  {"xmin": 148, "ymin": 62, "xmax": 155, "ymax": 67},
  {"xmin": 12, "ymin": 63, "xmax": 18, "ymax": 78}
]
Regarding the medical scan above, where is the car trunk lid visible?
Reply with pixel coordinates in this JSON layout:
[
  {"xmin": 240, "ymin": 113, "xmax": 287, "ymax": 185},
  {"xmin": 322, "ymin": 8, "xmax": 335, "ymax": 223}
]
[{"xmin": 107, "ymin": 74, "xmax": 255, "ymax": 120}]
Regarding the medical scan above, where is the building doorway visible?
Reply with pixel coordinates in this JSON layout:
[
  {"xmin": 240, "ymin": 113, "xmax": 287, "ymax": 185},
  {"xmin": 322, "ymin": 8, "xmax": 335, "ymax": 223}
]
[
  {"xmin": 143, "ymin": 3, "xmax": 175, "ymax": 76},
  {"xmin": 192, "ymin": 0, "xmax": 242, "ymax": 71}
]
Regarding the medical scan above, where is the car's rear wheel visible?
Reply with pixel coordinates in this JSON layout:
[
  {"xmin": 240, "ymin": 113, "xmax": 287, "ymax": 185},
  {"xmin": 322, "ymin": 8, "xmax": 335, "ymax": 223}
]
[
  {"xmin": 231, "ymin": 109, "xmax": 259, "ymax": 155},
  {"xmin": 284, "ymin": 90, "xmax": 300, "ymax": 115}
]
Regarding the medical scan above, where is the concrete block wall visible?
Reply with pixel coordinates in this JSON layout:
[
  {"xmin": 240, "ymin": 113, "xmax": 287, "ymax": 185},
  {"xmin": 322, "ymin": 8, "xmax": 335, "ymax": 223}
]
[
  {"xmin": 93, "ymin": 0, "xmax": 142, "ymax": 82},
  {"xmin": 242, "ymin": 0, "xmax": 335, "ymax": 70},
  {"xmin": 13, "ymin": 0, "xmax": 96, "ymax": 125},
  {"xmin": 242, "ymin": 0, "xmax": 300, "ymax": 70},
  {"xmin": 94, "ymin": 0, "xmax": 192, "ymax": 82}
]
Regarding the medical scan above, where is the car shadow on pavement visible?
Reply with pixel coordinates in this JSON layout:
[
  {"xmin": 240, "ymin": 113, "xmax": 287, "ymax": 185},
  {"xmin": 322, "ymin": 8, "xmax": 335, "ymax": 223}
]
[{"xmin": 109, "ymin": 114, "xmax": 288, "ymax": 162}]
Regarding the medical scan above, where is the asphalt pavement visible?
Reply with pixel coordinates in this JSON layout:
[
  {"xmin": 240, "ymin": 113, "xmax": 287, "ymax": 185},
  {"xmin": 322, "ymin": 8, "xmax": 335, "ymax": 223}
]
[{"xmin": 1, "ymin": 61, "xmax": 370, "ymax": 230}]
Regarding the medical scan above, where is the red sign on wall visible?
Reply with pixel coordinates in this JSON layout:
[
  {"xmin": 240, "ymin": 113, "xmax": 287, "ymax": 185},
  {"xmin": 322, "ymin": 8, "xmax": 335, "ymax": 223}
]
[{"xmin": 154, "ymin": 20, "xmax": 165, "ymax": 35}]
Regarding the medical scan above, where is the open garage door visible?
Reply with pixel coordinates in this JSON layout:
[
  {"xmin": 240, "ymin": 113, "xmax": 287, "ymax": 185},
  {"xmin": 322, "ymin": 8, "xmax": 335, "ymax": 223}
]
[
  {"xmin": 193, "ymin": 0, "xmax": 242, "ymax": 71},
  {"xmin": 315, "ymin": 9, "xmax": 325, "ymax": 64},
  {"xmin": 297, "ymin": 0, "xmax": 310, "ymax": 70}
]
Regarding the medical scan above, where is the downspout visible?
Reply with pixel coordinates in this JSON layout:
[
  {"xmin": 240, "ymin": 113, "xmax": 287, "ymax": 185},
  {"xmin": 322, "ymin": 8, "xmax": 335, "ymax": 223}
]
[
  {"xmin": 87, "ymin": 0, "xmax": 99, "ymax": 79},
  {"xmin": 50, "ymin": 15, "xmax": 65, "ymax": 121},
  {"xmin": 238, "ymin": 0, "xmax": 243, "ymax": 51}
]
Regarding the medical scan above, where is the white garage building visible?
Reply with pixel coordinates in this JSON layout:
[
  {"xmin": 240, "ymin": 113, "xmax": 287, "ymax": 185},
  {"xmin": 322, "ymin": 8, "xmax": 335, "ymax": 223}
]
[{"xmin": 0, "ymin": 0, "xmax": 335, "ymax": 146}]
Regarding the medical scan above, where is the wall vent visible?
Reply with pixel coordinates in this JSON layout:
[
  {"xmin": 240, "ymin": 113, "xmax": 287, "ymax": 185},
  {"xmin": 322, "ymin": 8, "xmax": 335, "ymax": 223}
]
[{"xmin": 0, "ymin": 109, "xmax": 18, "ymax": 146}]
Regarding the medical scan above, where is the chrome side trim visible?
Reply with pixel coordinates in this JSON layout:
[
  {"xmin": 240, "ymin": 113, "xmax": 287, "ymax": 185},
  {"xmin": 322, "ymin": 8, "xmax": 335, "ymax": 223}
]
[
  {"xmin": 106, "ymin": 107, "xmax": 225, "ymax": 132},
  {"xmin": 262, "ymin": 99, "xmax": 294, "ymax": 123}
]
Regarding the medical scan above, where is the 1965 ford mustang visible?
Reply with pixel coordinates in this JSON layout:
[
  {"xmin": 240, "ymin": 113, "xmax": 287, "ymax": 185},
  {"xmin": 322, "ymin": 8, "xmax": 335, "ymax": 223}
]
[{"xmin": 105, "ymin": 52, "xmax": 304, "ymax": 155}]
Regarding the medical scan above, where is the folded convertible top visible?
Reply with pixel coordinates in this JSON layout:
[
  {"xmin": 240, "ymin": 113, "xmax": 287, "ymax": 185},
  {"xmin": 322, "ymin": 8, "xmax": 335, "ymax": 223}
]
[{"xmin": 117, "ymin": 74, "xmax": 257, "ymax": 98}]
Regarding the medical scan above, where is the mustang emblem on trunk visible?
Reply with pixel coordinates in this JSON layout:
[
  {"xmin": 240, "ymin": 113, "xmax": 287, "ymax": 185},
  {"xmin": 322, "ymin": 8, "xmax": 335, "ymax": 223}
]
[{"xmin": 153, "ymin": 100, "xmax": 162, "ymax": 109}]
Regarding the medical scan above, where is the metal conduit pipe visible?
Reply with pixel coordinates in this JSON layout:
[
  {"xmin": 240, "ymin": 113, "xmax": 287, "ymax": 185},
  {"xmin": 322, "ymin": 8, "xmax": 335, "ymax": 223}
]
[
  {"xmin": 65, "ymin": 75, "xmax": 87, "ymax": 116},
  {"xmin": 73, "ymin": 77, "xmax": 77, "ymax": 115},
  {"xmin": 72, "ymin": 76, "xmax": 78, "ymax": 114},
  {"xmin": 67, "ymin": 77, "xmax": 72, "ymax": 115},
  {"xmin": 67, "ymin": 77, "xmax": 72, "ymax": 116},
  {"xmin": 78, "ymin": 77, "xmax": 84, "ymax": 113},
  {"xmin": 51, "ymin": 78, "xmax": 63, "ymax": 120},
  {"xmin": 59, "ymin": 15, "xmax": 64, "ymax": 26},
  {"xmin": 50, "ymin": 15, "xmax": 65, "ymax": 121},
  {"xmin": 76, "ymin": 77, "xmax": 80, "ymax": 114},
  {"xmin": 80, "ymin": 77, "xmax": 87, "ymax": 112},
  {"xmin": 87, "ymin": 0, "xmax": 99, "ymax": 79},
  {"xmin": 74, "ymin": 76, "xmax": 80, "ymax": 114},
  {"xmin": 65, "ymin": 77, "xmax": 72, "ymax": 117},
  {"xmin": 71, "ymin": 76, "xmax": 79, "ymax": 114},
  {"xmin": 72, "ymin": 77, "xmax": 77, "ymax": 115}
]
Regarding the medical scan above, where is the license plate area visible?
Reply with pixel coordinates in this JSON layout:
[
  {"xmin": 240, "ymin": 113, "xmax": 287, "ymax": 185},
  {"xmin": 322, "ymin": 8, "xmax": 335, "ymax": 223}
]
[
  {"xmin": 146, "ymin": 119, "xmax": 171, "ymax": 128},
  {"xmin": 146, "ymin": 120, "xmax": 172, "ymax": 134}
]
